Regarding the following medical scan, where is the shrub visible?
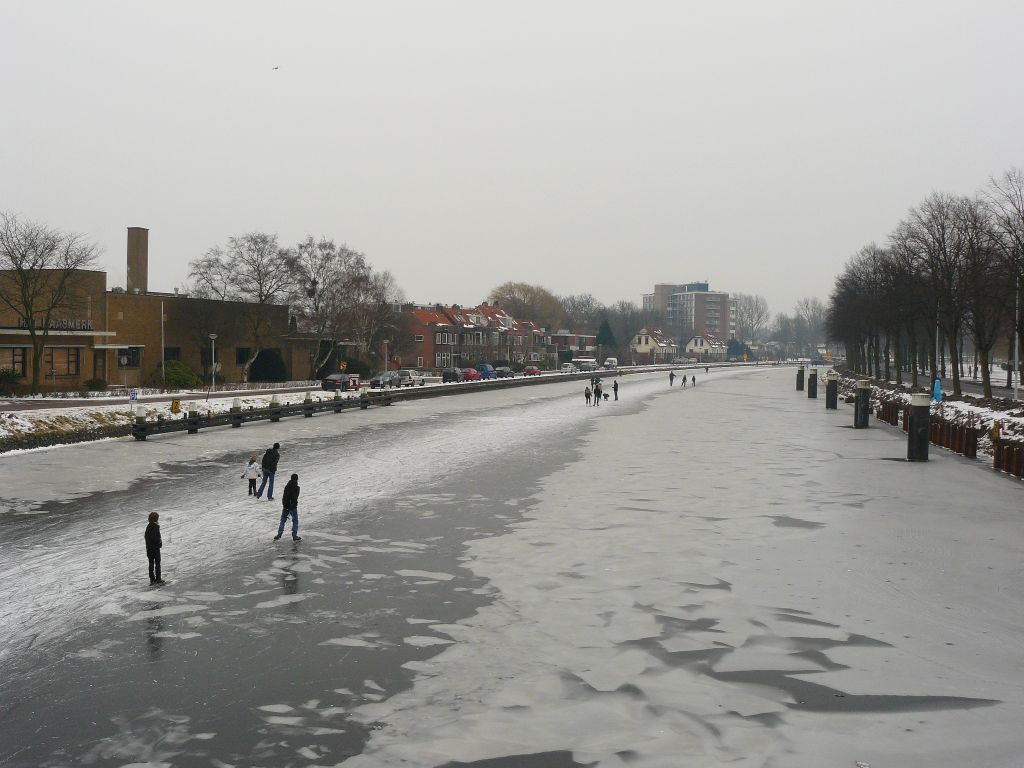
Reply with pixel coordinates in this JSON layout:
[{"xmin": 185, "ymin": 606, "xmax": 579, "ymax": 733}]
[
  {"xmin": 0, "ymin": 367, "xmax": 19, "ymax": 396},
  {"xmin": 150, "ymin": 361, "xmax": 202, "ymax": 389},
  {"xmin": 83, "ymin": 378, "xmax": 108, "ymax": 392},
  {"xmin": 249, "ymin": 349, "xmax": 288, "ymax": 382}
]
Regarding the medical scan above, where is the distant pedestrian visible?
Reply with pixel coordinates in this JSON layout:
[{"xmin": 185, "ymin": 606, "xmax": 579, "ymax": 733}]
[
  {"xmin": 255, "ymin": 442, "xmax": 281, "ymax": 500},
  {"xmin": 691, "ymin": 375, "xmax": 696, "ymax": 387},
  {"xmin": 584, "ymin": 386, "xmax": 592, "ymax": 405},
  {"xmin": 145, "ymin": 511, "xmax": 164, "ymax": 585},
  {"xmin": 594, "ymin": 382, "xmax": 602, "ymax": 406},
  {"xmin": 682, "ymin": 375, "xmax": 687, "ymax": 388},
  {"xmin": 669, "ymin": 371, "xmax": 675, "ymax": 386},
  {"xmin": 705, "ymin": 366, "xmax": 709, "ymax": 374},
  {"xmin": 275, "ymin": 474, "xmax": 301, "ymax": 541},
  {"xmin": 241, "ymin": 455, "xmax": 261, "ymax": 496},
  {"xmin": 612, "ymin": 380, "xmax": 618, "ymax": 400}
]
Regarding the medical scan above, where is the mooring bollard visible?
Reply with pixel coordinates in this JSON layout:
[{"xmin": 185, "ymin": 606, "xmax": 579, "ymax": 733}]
[
  {"xmin": 807, "ymin": 368, "xmax": 818, "ymax": 399},
  {"xmin": 854, "ymin": 379, "xmax": 870, "ymax": 429},
  {"xmin": 796, "ymin": 365, "xmax": 805, "ymax": 391},
  {"xmin": 270, "ymin": 395, "xmax": 282, "ymax": 423},
  {"xmin": 133, "ymin": 406, "xmax": 148, "ymax": 440},
  {"xmin": 825, "ymin": 370, "xmax": 839, "ymax": 409},
  {"xmin": 907, "ymin": 392, "xmax": 930, "ymax": 461},
  {"xmin": 230, "ymin": 397, "xmax": 243, "ymax": 428},
  {"xmin": 303, "ymin": 393, "xmax": 315, "ymax": 418},
  {"xmin": 187, "ymin": 410, "xmax": 200, "ymax": 434}
]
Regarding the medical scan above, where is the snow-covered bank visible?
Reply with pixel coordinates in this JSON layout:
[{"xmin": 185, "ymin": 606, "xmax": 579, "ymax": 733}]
[{"xmin": 837, "ymin": 374, "xmax": 1024, "ymax": 458}]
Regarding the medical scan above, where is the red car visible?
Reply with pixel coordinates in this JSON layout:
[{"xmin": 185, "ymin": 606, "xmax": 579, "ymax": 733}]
[
  {"xmin": 523, "ymin": 365, "xmax": 541, "ymax": 376},
  {"xmin": 461, "ymin": 367, "xmax": 482, "ymax": 381}
]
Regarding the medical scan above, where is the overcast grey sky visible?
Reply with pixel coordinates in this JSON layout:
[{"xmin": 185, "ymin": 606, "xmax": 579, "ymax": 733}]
[{"xmin": 3, "ymin": 1, "xmax": 1022, "ymax": 316}]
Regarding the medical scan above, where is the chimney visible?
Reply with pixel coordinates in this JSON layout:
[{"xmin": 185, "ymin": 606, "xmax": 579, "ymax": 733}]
[{"xmin": 126, "ymin": 227, "xmax": 149, "ymax": 294}]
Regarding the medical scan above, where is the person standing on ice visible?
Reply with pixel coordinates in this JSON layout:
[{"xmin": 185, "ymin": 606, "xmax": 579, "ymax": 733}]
[
  {"xmin": 145, "ymin": 511, "xmax": 165, "ymax": 585},
  {"xmin": 584, "ymin": 385, "xmax": 592, "ymax": 405},
  {"xmin": 691, "ymin": 375, "xmax": 696, "ymax": 387},
  {"xmin": 612, "ymin": 379, "xmax": 618, "ymax": 400},
  {"xmin": 255, "ymin": 442, "xmax": 280, "ymax": 500},
  {"xmin": 593, "ymin": 381, "xmax": 602, "ymax": 406},
  {"xmin": 682, "ymin": 375, "xmax": 686, "ymax": 388},
  {"xmin": 274, "ymin": 474, "xmax": 301, "ymax": 541},
  {"xmin": 241, "ymin": 455, "xmax": 261, "ymax": 496},
  {"xmin": 669, "ymin": 371, "xmax": 675, "ymax": 386}
]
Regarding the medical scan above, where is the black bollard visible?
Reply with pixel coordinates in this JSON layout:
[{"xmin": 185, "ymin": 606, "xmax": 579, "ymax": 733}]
[
  {"xmin": 853, "ymin": 379, "xmax": 870, "ymax": 429},
  {"xmin": 825, "ymin": 371, "xmax": 839, "ymax": 409},
  {"xmin": 796, "ymin": 366, "xmax": 805, "ymax": 391},
  {"xmin": 807, "ymin": 368, "xmax": 818, "ymax": 399},
  {"xmin": 907, "ymin": 393, "xmax": 930, "ymax": 461}
]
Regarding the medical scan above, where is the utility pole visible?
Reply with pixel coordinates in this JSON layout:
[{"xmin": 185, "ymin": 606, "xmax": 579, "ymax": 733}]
[
  {"xmin": 207, "ymin": 333, "xmax": 218, "ymax": 401},
  {"xmin": 160, "ymin": 300, "xmax": 165, "ymax": 387}
]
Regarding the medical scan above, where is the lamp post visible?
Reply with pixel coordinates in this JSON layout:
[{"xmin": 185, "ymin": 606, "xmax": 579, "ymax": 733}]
[{"xmin": 208, "ymin": 333, "xmax": 218, "ymax": 399}]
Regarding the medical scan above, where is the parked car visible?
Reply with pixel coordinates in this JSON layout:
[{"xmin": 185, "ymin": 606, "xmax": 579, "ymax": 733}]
[
  {"xmin": 396, "ymin": 369, "xmax": 425, "ymax": 386},
  {"xmin": 442, "ymin": 367, "xmax": 464, "ymax": 383},
  {"xmin": 321, "ymin": 373, "xmax": 359, "ymax": 391},
  {"xmin": 461, "ymin": 367, "xmax": 482, "ymax": 381},
  {"xmin": 368, "ymin": 371, "xmax": 400, "ymax": 388},
  {"xmin": 475, "ymin": 363, "xmax": 497, "ymax": 380},
  {"xmin": 494, "ymin": 366, "xmax": 515, "ymax": 378},
  {"xmin": 560, "ymin": 363, "xmax": 577, "ymax": 374},
  {"xmin": 602, "ymin": 357, "xmax": 618, "ymax": 370},
  {"xmin": 523, "ymin": 365, "xmax": 541, "ymax": 376}
]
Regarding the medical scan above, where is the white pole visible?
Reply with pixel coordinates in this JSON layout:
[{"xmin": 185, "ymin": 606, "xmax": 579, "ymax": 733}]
[
  {"xmin": 212, "ymin": 337, "xmax": 216, "ymax": 390},
  {"xmin": 1015, "ymin": 274, "xmax": 1020, "ymax": 402},
  {"xmin": 160, "ymin": 300, "xmax": 165, "ymax": 387}
]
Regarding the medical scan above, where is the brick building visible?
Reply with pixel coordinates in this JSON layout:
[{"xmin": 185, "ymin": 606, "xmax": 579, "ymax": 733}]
[{"xmin": 0, "ymin": 228, "xmax": 316, "ymax": 391}]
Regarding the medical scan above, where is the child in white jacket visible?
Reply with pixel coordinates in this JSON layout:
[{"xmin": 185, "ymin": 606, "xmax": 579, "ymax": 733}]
[{"xmin": 242, "ymin": 456, "xmax": 262, "ymax": 496}]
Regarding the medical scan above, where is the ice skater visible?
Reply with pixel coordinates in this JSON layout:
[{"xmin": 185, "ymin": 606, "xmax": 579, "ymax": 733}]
[
  {"xmin": 593, "ymin": 382, "xmax": 602, "ymax": 406},
  {"xmin": 145, "ymin": 511, "xmax": 165, "ymax": 585},
  {"xmin": 691, "ymin": 375, "xmax": 696, "ymax": 387},
  {"xmin": 612, "ymin": 380, "xmax": 618, "ymax": 400},
  {"xmin": 584, "ymin": 385, "xmax": 592, "ymax": 405},
  {"xmin": 275, "ymin": 473, "xmax": 302, "ymax": 541},
  {"xmin": 241, "ymin": 455, "xmax": 261, "ymax": 496},
  {"xmin": 669, "ymin": 371, "xmax": 675, "ymax": 386},
  {"xmin": 255, "ymin": 442, "xmax": 280, "ymax": 500},
  {"xmin": 705, "ymin": 366, "xmax": 709, "ymax": 374},
  {"xmin": 682, "ymin": 375, "xmax": 686, "ymax": 388}
]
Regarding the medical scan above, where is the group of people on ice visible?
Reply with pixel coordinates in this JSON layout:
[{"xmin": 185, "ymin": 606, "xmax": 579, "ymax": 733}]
[
  {"xmin": 669, "ymin": 371, "xmax": 698, "ymax": 388},
  {"xmin": 584, "ymin": 376, "xmax": 618, "ymax": 406},
  {"xmin": 145, "ymin": 441, "xmax": 302, "ymax": 585}
]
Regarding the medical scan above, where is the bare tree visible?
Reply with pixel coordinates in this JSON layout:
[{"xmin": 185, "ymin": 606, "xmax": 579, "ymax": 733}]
[
  {"xmin": 188, "ymin": 233, "xmax": 292, "ymax": 380},
  {"xmin": 734, "ymin": 293, "xmax": 771, "ymax": 342},
  {"xmin": 986, "ymin": 168, "xmax": 1024, "ymax": 386},
  {"xmin": 487, "ymin": 281, "xmax": 564, "ymax": 328},
  {"xmin": 560, "ymin": 293, "xmax": 603, "ymax": 331},
  {"xmin": 0, "ymin": 212, "xmax": 100, "ymax": 392}
]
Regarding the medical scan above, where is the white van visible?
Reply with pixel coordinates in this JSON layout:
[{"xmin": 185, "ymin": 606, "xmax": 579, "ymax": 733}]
[
  {"xmin": 560, "ymin": 362, "xmax": 577, "ymax": 373},
  {"xmin": 603, "ymin": 357, "xmax": 618, "ymax": 369}
]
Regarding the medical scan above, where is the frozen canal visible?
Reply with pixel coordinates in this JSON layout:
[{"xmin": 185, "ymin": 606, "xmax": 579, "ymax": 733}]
[{"xmin": 1, "ymin": 367, "xmax": 1023, "ymax": 767}]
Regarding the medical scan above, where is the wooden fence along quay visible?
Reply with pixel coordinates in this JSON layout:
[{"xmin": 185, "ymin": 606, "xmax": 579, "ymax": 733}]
[{"xmin": 874, "ymin": 397, "xmax": 1022, "ymax": 479}]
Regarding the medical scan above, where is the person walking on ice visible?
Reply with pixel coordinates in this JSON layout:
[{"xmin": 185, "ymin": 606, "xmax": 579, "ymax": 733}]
[
  {"xmin": 145, "ymin": 512, "xmax": 165, "ymax": 585},
  {"xmin": 584, "ymin": 385, "xmax": 592, "ymax": 405},
  {"xmin": 275, "ymin": 474, "xmax": 302, "ymax": 541},
  {"xmin": 612, "ymin": 380, "xmax": 618, "ymax": 400},
  {"xmin": 593, "ymin": 381, "xmax": 602, "ymax": 406},
  {"xmin": 255, "ymin": 443, "xmax": 280, "ymax": 501},
  {"xmin": 682, "ymin": 375, "xmax": 686, "ymax": 388},
  {"xmin": 669, "ymin": 371, "xmax": 675, "ymax": 386},
  {"xmin": 241, "ymin": 455, "xmax": 261, "ymax": 496},
  {"xmin": 691, "ymin": 375, "xmax": 696, "ymax": 387}
]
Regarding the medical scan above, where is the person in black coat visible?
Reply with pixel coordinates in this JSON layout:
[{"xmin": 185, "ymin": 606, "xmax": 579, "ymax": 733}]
[
  {"xmin": 255, "ymin": 442, "xmax": 281, "ymax": 500},
  {"xmin": 274, "ymin": 473, "xmax": 301, "ymax": 541},
  {"xmin": 145, "ymin": 512, "xmax": 164, "ymax": 585}
]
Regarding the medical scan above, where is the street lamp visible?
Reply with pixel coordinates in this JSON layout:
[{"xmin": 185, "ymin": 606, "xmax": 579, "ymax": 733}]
[{"xmin": 209, "ymin": 333, "xmax": 218, "ymax": 395}]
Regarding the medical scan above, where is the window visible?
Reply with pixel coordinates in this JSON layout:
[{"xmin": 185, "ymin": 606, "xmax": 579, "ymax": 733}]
[
  {"xmin": 117, "ymin": 347, "xmax": 141, "ymax": 369},
  {"xmin": 416, "ymin": 356, "xmax": 423, "ymax": 367},
  {"xmin": 236, "ymin": 348, "xmax": 251, "ymax": 365},
  {"xmin": 435, "ymin": 332, "xmax": 442, "ymax": 344},
  {"xmin": 0, "ymin": 347, "xmax": 26, "ymax": 377},
  {"xmin": 415, "ymin": 334, "xmax": 424, "ymax": 342},
  {"xmin": 164, "ymin": 347, "xmax": 181, "ymax": 362},
  {"xmin": 42, "ymin": 347, "xmax": 81, "ymax": 376}
]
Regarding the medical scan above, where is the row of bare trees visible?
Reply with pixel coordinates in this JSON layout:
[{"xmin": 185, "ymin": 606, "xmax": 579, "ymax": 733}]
[
  {"xmin": 188, "ymin": 233, "xmax": 404, "ymax": 379},
  {"xmin": 827, "ymin": 169, "xmax": 1024, "ymax": 397}
]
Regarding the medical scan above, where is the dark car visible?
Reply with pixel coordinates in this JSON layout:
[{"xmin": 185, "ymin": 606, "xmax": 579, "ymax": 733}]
[
  {"xmin": 442, "ymin": 367, "xmax": 464, "ymax": 383},
  {"xmin": 321, "ymin": 373, "xmax": 357, "ymax": 391},
  {"xmin": 475, "ymin": 363, "xmax": 496, "ymax": 380},
  {"xmin": 368, "ymin": 371, "xmax": 400, "ymax": 388},
  {"xmin": 494, "ymin": 366, "xmax": 514, "ymax": 378},
  {"xmin": 523, "ymin": 365, "xmax": 541, "ymax": 376},
  {"xmin": 461, "ymin": 367, "xmax": 482, "ymax": 381}
]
